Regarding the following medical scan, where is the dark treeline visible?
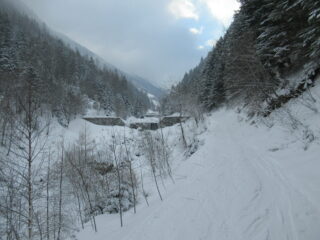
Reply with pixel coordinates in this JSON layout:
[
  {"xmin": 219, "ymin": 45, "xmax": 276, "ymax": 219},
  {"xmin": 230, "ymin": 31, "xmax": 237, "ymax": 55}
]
[
  {"xmin": 163, "ymin": 0, "xmax": 320, "ymax": 115},
  {"xmin": 0, "ymin": 2, "xmax": 152, "ymax": 127},
  {"xmin": 0, "ymin": 5, "xmax": 172, "ymax": 238},
  {"xmin": 0, "ymin": 4, "xmax": 156, "ymax": 237}
]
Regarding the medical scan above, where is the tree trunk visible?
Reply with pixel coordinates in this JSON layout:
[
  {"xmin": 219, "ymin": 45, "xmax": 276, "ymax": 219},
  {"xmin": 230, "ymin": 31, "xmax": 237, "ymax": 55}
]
[
  {"xmin": 115, "ymin": 164, "xmax": 123, "ymax": 227},
  {"xmin": 27, "ymin": 130, "xmax": 33, "ymax": 240},
  {"xmin": 123, "ymin": 134, "xmax": 136, "ymax": 214},
  {"xmin": 151, "ymin": 161, "xmax": 162, "ymax": 201},
  {"xmin": 46, "ymin": 153, "xmax": 51, "ymax": 240},
  {"xmin": 128, "ymin": 161, "xmax": 136, "ymax": 214},
  {"xmin": 57, "ymin": 146, "xmax": 64, "ymax": 240},
  {"xmin": 179, "ymin": 115, "xmax": 187, "ymax": 148},
  {"xmin": 139, "ymin": 159, "xmax": 149, "ymax": 206},
  {"xmin": 159, "ymin": 126, "xmax": 174, "ymax": 182},
  {"xmin": 75, "ymin": 191, "xmax": 84, "ymax": 230}
]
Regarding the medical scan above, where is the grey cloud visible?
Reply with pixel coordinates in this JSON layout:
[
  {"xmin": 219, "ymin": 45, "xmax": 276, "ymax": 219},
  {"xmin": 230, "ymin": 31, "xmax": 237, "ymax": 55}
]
[{"xmin": 22, "ymin": 0, "xmax": 209, "ymax": 87}]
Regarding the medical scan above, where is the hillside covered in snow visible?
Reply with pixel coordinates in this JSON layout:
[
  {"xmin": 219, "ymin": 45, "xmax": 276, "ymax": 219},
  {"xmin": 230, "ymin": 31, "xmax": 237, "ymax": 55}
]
[
  {"xmin": 69, "ymin": 79, "xmax": 320, "ymax": 240},
  {"xmin": 1, "ymin": 0, "xmax": 320, "ymax": 240}
]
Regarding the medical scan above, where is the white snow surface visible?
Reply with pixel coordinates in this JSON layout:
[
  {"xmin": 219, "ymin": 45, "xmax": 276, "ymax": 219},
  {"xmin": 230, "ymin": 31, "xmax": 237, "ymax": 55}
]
[
  {"xmin": 126, "ymin": 116, "xmax": 159, "ymax": 124},
  {"xmin": 70, "ymin": 84, "xmax": 320, "ymax": 240}
]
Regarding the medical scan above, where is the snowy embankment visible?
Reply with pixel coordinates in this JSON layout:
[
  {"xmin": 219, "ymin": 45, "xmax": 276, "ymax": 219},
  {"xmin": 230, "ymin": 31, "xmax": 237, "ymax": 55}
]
[{"xmin": 73, "ymin": 85, "xmax": 320, "ymax": 240}]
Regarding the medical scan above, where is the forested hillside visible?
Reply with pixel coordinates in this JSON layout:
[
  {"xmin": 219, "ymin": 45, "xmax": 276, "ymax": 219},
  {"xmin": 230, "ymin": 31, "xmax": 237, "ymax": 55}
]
[
  {"xmin": 1, "ymin": 0, "xmax": 320, "ymax": 240},
  {"xmin": 0, "ymin": 0, "xmax": 152, "ymax": 127},
  {"xmin": 0, "ymin": 1, "xmax": 154, "ymax": 239},
  {"xmin": 164, "ymin": 0, "xmax": 320, "ymax": 115}
]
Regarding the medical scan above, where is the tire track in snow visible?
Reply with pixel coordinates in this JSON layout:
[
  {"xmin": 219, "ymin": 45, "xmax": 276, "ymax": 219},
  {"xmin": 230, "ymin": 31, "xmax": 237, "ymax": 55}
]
[{"xmin": 225, "ymin": 123, "xmax": 320, "ymax": 240}]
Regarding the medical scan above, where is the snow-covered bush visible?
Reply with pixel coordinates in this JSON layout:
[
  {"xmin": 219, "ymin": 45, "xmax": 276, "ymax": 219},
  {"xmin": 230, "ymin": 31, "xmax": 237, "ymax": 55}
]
[{"xmin": 105, "ymin": 166, "xmax": 136, "ymax": 213}]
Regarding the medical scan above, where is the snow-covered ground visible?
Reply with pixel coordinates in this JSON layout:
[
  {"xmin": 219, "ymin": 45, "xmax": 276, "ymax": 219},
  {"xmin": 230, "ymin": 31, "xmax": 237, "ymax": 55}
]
[{"xmin": 67, "ymin": 84, "xmax": 320, "ymax": 240}]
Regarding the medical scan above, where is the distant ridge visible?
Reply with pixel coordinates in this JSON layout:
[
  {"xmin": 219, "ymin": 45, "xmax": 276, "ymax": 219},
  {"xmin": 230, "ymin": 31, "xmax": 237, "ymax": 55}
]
[
  {"xmin": 56, "ymin": 32, "xmax": 166, "ymax": 98},
  {"xmin": 1, "ymin": 0, "xmax": 166, "ymax": 99}
]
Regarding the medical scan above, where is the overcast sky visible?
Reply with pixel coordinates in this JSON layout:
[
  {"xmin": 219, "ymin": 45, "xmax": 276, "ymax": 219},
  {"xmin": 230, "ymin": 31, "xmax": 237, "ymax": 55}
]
[{"xmin": 21, "ymin": 0, "xmax": 240, "ymax": 88}]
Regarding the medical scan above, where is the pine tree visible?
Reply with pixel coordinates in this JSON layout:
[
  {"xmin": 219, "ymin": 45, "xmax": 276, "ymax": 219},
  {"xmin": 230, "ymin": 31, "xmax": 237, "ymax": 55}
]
[
  {"xmin": 241, "ymin": 0, "xmax": 311, "ymax": 75},
  {"xmin": 0, "ymin": 12, "xmax": 15, "ymax": 73},
  {"xmin": 200, "ymin": 37, "xmax": 226, "ymax": 110},
  {"xmin": 300, "ymin": 0, "xmax": 320, "ymax": 60}
]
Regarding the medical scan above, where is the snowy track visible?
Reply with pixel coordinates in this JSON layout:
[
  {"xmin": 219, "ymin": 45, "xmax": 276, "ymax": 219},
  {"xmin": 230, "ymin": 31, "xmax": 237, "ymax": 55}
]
[{"xmin": 77, "ymin": 110, "xmax": 320, "ymax": 240}]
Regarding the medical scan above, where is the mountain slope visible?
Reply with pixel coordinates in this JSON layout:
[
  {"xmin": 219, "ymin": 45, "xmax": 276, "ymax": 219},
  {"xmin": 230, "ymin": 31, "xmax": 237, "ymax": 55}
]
[
  {"xmin": 54, "ymin": 31, "xmax": 166, "ymax": 98},
  {"xmin": 76, "ymin": 81, "xmax": 320, "ymax": 240},
  {"xmin": 0, "ymin": 1, "xmax": 153, "ymax": 123},
  {"xmin": 165, "ymin": 0, "xmax": 320, "ymax": 115},
  {"xmin": 126, "ymin": 74, "xmax": 166, "ymax": 98},
  {"xmin": 1, "ymin": 0, "xmax": 165, "ymax": 99}
]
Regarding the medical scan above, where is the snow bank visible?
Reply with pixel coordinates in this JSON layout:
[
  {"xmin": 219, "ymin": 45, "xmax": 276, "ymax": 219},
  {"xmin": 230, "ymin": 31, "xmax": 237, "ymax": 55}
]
[{"xmin": 73, "ymin": 83, "xmax": 320, "ymax": 240}]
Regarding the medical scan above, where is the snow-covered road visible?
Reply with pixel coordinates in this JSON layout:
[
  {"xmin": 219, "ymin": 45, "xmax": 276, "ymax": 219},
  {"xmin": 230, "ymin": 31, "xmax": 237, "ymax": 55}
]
[{"xmin": 77, "ymin": 109, "xmax": 320, "ymax": 240}]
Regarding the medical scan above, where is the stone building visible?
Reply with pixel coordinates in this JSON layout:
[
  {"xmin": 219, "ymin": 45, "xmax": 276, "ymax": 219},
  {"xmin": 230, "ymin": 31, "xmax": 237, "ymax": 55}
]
[{"xmin": 83, "ymin": 117, "xmax": 125, "ymax": 126}]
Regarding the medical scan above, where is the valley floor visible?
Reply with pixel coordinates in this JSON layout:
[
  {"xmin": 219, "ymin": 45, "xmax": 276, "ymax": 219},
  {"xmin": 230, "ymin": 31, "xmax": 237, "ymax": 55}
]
[{"xmin": 75, "ymin": 87, "xmax": 320, "ymax": 240}]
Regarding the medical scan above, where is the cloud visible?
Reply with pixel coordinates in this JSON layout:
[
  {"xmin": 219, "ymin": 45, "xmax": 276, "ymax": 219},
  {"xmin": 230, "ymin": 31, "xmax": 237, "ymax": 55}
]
[
  {"xmin": 21, "ymin": 0, "xmax": 207, "ymax": 87},
  {"xmin": 168, "ymin": 0, "xmax": 240, "ymax": 26},
  {"xmin": 200, "ymin": 0, "xmax": 240, "ymax": 26},
  {"xmin": 206, "ymin": 39, "xmax": 217, "ymax": 47},
  {"xmin": 189, "ymin": 26, "xmax": 203, "ymax": 35},
  {"xmin": 169, "ymin": 0, "xmax": 199, "ymax": 20},
  {"xmin": 21, "ymin": 0, "xmax": 235, "ymax": 87}
]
